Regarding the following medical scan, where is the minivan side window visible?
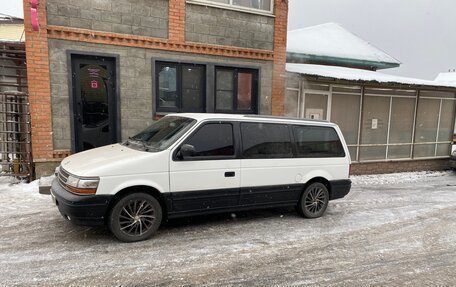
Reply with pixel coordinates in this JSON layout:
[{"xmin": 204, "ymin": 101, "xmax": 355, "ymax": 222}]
[
  {"xmin": 293, "ymin": 126, "xmax": 345, "ymax": 158},
  {"xmin": 241, "ymin": 122, "xmax": 293, "ymax": 159},
  {"xmin": 184, "ymin": 123, "xmax": 235, "ymax": 157}
]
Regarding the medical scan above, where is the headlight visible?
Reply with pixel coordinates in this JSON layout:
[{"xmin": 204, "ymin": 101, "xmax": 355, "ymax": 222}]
[
  {"xmin": 65, "ymin": 175, "xmax": 99, "ymax": 195},
  {"xmin": 452, "ymin": 150, "xmax": 456, "ymax": 156}
]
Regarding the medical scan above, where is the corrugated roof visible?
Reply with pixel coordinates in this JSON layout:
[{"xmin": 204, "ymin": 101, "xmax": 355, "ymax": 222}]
[
  {"xmin": 287, "ymin": 23, "xmax": 401, "ymax": 69},
  {"xmin": 286, "ymin": 63, "xmax": 456, "ymax": 88}
]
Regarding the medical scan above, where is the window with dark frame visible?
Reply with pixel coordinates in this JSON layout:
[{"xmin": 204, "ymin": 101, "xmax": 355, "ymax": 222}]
[
  {"xmin": 185, "ymin": 123, "xmax": 235, "ymax": 157},
  {"xmin": 156, "ymin": 62, "xmax": 206, "ymax": 113},
  {"xmin": 241, "ymin": 122, "xmax": 293, "ymax": 159},
  {"xmin": 215, "ymin": 67, "xmax": 258, "ymax": 114}
]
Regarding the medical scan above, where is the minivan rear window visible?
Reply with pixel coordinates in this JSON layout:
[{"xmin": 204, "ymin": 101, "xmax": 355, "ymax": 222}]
[
  {"xmin": 293, "ymin": 126, "xmax": 345, "ymax": 158},
  {"xmin": 241, "ymin": 122, "xmax": 293, "ymax": 159}
]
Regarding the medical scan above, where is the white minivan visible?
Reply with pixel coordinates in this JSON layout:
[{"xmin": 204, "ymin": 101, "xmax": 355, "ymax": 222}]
[{"xmin": 51, "ymin": 113, "xmax": 352, "ymax": 242}]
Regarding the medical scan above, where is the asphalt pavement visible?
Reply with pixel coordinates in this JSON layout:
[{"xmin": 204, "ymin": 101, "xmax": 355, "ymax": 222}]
[{"xmin": 0, "ymin": 171, "xmax": 455, "ymax": 286}]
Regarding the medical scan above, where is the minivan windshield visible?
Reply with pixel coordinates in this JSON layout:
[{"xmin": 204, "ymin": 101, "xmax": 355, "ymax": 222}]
[{"xmin": 124, "ymin": 116, "xmax": 196, "ymax": 151}]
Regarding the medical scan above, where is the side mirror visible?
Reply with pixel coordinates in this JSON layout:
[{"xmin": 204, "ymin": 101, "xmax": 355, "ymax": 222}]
[{"xmin": 179, "ymin": 144, "xmax": 195, "ymax": 159}]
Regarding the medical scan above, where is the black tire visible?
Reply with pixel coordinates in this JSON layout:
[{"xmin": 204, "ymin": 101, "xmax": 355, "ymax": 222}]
[
  {"xmin": 108, "ymin": 192, "xmax": 162, "ymax": 242},
  {"xmin": 297, "ymin": 182, "xmax": 329, "ymax": 218}
]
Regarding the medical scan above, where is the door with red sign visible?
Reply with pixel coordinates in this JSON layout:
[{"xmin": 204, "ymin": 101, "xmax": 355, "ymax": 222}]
[{"xmin": 71, "ymin": 55, "xmax": 118, "ymax": 152}]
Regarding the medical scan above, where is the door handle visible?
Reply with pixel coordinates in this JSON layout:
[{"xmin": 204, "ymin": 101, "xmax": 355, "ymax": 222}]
[{"xmin": 225, "ymin": 171, "xmax": 235, "ymax": 177}]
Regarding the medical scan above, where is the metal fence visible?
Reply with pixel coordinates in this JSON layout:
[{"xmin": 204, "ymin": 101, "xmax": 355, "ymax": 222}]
[
  {"xmin": 0, "ymin": 91, "xmax": 31, "ymax": 180},
  {"xmin": 0, "ymin": 42, "xmax": 31, "ymax": 181}
]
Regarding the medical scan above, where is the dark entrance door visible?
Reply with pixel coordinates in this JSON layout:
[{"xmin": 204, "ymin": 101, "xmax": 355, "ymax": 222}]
[{"xmin": 71, "ymin": 55, "xmax": 117, "ymax": 152}]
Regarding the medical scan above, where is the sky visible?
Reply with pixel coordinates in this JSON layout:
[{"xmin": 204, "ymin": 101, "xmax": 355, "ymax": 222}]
[
  {"xmin": 2, "ymin": 0, "xmax": 456, "ymax": 80},
  {"xmin": 1, "ymin": 0, "xmax": 23, "ymax": 18},
  {"xmin": 288, "ymin": 0, "xmax": 456, "ymax": 80}
]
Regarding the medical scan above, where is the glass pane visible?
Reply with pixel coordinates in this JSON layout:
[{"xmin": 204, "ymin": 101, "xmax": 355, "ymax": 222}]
[
  {"xmin": 216, "ymin": 91, "xmax": 233, "ymax": 110},
  {"xmin": 186, "ymin": 123, "xmax": 234, "ymax": 157},
  {"xmin": 182, "ymin": 90, "xmax": 202, "ymax": 112},
  {"xmin": 182, "ymin": 66, "xmax": 204, "ymax": 112},
  {"xmin": 233, "ymin": 0, "xmax": 271, "ymax": 10},
  {"xmin": 158, "ymin": 65, "xmax": 177, "ymax": 108},
  {"xmin": 293, "ymin": 126, "xmax": 345, "ymax": 158},
  {"xmin": 80, "ymin": 64, "xmax": 109, "ymax": 125},
  {"xmin": 216, "ymin": 70, "xmax": 233, "ymax": 91},
  {"xmin": 284, "ymin": 90, "xmax": 299, "ymax": 117},
  {"xmin": 216, "ymin": 70, "xmax": 233, "ymax": 110},
  {"xmin": 413, "ymin": 144, "xmax": 435, "ymax": 158},
  {"xmin": 388, "ymin": 145, "xmax": 411, "ymax": 159},
  {"xmin": 79, "ymin": 63, "xmax": 111, "ymax": 149},
  {"xmin": 237, "ymin": 72, "xmax": 252, "ymax": 110},
  {"xmin": 304, "ymin": 93, "xmax": 327, "ymax": 120},
  {"xmin": 437, "ymin": 143, "xmax": 451, "ymax": 156},
  {"xmin": 359, "ymin": 146, "xmax": 386, "ymax": 161},
  {"xmin": 331, "ymin": 93, "xmax": 360, "ymax": 145},
  {"xmin": 361, "ymin": 96, "xmax": 389, "ymax": 145},
  {"xmin": 415, "ymin": 98, "xmax": 439, "ymax": 143},
  {"xmin": 389, "ymin": 97, "xmax": 415, "ymax": 143},
  {"xmin": 211, "ymin": 0, "xmax": 229, "ymax": 3},
  {"xmin": 438, "ymin": 100, "xmax": 456, "ymax": 141},
  {"xmin": 241, "ymin": 123, "xmax": 292, "ymax": 159}
]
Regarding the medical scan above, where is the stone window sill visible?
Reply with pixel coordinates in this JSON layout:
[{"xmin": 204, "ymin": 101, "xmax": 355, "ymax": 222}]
[{"xmin": 186, "ymin": 0, "xmax": 275, "ymax": 18}]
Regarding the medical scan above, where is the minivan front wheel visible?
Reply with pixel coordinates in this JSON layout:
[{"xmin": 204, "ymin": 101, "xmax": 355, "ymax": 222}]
[
  {"xmin": 298, "ymin": 182, "xmax": 329, "ymax": 218},
  {"xmin": 108, "ymin": 193, "xmax": 162, "ymax": 242}
]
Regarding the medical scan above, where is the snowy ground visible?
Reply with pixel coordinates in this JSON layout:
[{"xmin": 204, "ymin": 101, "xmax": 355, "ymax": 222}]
[{"xmin": 0, "ymin": 171, "xmax": 455, "ymax": 286}]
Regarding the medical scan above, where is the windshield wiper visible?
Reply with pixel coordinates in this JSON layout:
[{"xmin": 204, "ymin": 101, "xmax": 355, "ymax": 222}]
[
  {"xmin": 127, "ymin": 137, "xmax": 159, "ymax": 152},
  {"xmin": 127, "ymin": 137, "xmax": 148, "ymax": 150}
]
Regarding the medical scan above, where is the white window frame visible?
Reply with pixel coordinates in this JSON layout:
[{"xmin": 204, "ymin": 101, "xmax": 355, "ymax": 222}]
[
  {"xmin": 293, "ymin": 82, "xmax": 456, "ymax": 163},
  {"xmin": 187, "ymin": 0, "xmax": 274, "ymax": 16}
]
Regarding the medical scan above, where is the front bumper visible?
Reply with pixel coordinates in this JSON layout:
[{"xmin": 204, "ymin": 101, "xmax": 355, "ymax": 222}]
[{"xmin": 51, "ymin": 179, "xmax": 113, "ymax": 226}]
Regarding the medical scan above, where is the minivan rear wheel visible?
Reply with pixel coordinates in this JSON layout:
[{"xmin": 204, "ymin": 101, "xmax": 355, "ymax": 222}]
[
  {"xmin": 108, "ymin": 193, "xmax": 162, "ymax": 242},
  {"xmin": 298, "ymin": 182, "xmax": 329, "ymax": 218}
]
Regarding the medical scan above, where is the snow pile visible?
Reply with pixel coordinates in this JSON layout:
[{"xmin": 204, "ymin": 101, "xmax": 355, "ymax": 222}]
[
  {"xmin": 351, "ymin": 171, "xmax": 453, "ymax": 186},
  {"xmin": 287, "ymin": 23, "xmax": 400, "ymax": 65}
]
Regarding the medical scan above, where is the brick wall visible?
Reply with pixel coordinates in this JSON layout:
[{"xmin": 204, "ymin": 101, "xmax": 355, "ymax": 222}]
[
  {"xmin": 185, "ymin": 4, "xmax": 274, "ymax": 50},
  {"xmin": 169, "ymin": 0, "xmax": 185, "ymax": 42},
  {"xmin": 23, "ymin": 0, "xmax": 54, "ymax": 167},
  {"xmin": 271, "ymin": 0, "xmax": 288, "ymax": 116},
  {"xmin": 351, "ymin": 159, "xmax": 451, "ymax": 175},
  {"xmin": 46, "ymin": 0, "xmax": 168, "ymax": 38}
]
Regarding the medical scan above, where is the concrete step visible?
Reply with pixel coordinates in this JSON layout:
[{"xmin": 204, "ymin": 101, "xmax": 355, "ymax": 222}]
[{"xmin": 38, "ymin": 175, "xmax": 54, "ymax": 195}]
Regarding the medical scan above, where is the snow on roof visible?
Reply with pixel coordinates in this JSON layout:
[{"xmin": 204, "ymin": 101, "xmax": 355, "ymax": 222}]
[
  {"xmin": 287, "ymin": 23, "xmax": 400, "ymax": 66},
  {"xmin": 286, "ymin": 63, "xmax": 456, "ymax": 88},
  {"xmin": 435, "ymin": 72, "xmax": 456, "ymax": 86}
]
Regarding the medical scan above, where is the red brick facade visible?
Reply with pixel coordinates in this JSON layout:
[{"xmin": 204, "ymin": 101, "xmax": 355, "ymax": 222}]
[
  {"xmin": 168, "ymin": 0, "xmax": 186, "ymax": 43},
  {"xmin": 23, "ymin": 0, "xmax": 54, "ymax": 163},
  {"xmin": 271, "ymin": 0, "xmax": 288, "ymax": 116},
  {"xmin": 351, "ymin": 159, "xmax": 451, "ymax": 175}
]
